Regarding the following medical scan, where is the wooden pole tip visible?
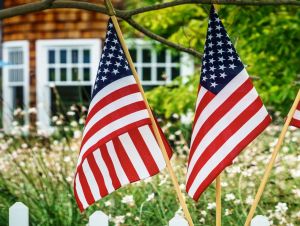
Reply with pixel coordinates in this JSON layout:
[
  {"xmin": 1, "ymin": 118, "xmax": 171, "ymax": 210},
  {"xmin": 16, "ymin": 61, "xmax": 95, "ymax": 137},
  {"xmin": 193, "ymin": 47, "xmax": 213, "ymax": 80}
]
[{"xmin": 104, "ymin": 0, "xmax": 116, "ymax": 16}]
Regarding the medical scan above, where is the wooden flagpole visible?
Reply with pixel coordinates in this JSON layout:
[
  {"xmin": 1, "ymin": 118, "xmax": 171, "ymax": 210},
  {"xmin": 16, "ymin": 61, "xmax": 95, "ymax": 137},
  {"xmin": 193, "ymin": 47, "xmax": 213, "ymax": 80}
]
[
  {"xmin": 104, "ymin": 1, "xmax": 194, "ymax": 225},
  {"xmin": 244, "ymin": 89, "xmax": 300, "ymax": 226},
  {"xmin": 213, "ymin": 5, "xmax": 222, "ymax": 226}
]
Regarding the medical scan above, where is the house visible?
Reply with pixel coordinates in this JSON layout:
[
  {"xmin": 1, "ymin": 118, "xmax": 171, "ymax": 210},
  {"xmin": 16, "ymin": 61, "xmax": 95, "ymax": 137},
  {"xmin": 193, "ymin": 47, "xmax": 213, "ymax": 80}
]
[{"xmin": 1, "ymin": 0, "xmax": 194, "ymax": 132}]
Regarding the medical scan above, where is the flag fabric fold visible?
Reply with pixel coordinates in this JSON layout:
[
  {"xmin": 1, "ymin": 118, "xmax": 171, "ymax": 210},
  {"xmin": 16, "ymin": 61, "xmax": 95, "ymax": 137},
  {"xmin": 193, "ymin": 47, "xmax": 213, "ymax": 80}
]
[
  {"xmin": 74, "ymin": 19, "xmax": 172, "ymax": 211},
  {"xmin": 186, "ymin": 6, "xmax": 272, "ymax": 201},
  {"xmin": 290, "ymin": 101, "xmax": 300, "ymax": 128}
]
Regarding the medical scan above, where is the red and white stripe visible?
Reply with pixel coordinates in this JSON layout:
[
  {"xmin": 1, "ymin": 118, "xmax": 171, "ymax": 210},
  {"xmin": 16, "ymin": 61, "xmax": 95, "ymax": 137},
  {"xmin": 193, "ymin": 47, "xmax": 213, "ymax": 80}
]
[
  {"xmin": 290, "ymin": 102, "xmax": 300, "ymax": 128},
  {"xmin": 186, "ymin": 69, "xmax": 271, "ymax": 200},
  {"xmin": 74, "ymin": 75, "xmax": 172, "ymax": 211}
]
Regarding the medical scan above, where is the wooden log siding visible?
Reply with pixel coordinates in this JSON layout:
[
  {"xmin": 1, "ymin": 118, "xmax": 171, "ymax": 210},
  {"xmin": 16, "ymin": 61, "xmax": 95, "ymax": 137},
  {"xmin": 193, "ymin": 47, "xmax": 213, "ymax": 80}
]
[{"xmin": 2, "ymin": 0, "xmax": 122, "ymax": 123}]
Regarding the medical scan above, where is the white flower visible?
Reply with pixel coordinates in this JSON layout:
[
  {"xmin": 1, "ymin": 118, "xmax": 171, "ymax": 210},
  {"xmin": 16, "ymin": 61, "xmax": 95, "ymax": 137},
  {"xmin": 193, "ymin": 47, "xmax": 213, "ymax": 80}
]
[
  {"xmin": 246, "ymin": 196, "xmax": 253, "ymax": 205},
  {"xmin": 104, "ymin": 200, "xmax": 112, "ymax": 207},
  {"xmin": 275, "ymin": 202, "xmax": 288, "ymax": 214},
  {"xmin": 225, "ymin": 193, "xmax": 235, "ymax": 201},
  {"xmin": 121, "ymin": 195, "xmax": 135, "ymax": 206},
  {"xmin": 146, "ymin": 193, "xmax": 155, "ymax": 202},
  {"xmin": 113, "ymin": 215, "xmax": 125, "ymax": 224},
  {"xmin": 67, "ymin": 111, "xmax": 75, "ymax": 116},
  {"xmin": 73, "ymin": 130, "xmax": 82, "ymax": 139},
  {"xmin": 207, "ymin": 202, "xmax": 216, "ymax": 210}
]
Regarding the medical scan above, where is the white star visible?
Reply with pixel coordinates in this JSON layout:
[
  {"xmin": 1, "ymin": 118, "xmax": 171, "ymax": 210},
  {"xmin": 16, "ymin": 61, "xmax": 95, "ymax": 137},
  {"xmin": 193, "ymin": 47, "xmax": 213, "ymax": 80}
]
[
  {"xmin": 115, "ymin": 62, "xmax": 121, "ymax": 67},
  {"xmin": 96, "ymin": 76, "xmax": 100, "ymax": 81},
  {"xmin": 97, "ymin": 68, "xmax": 101, "ymax": 74},
  {"xmin": 103, "ymin": 68, "xmax": 109, "ymax": 74},
  {"xmin": 229, "ymin": 64, "xmax": 237, "ymax": 69},
  {"xmin": 202, "ymin": 76, "xmax": 208, "ymax": 81},
  {"xmin": 112, "ymin": 39, "xmax": 118, "ymax": 44},
  {"xmin": 117, "ymin": 55, "xmax": 123, "ymax": 60},
  {"xmin": 218, "ymin": 56, "xmax": 225, "ymax": 62},
  {"xmin": 227, "ymin": 40, "xmax": 232, "ymax": 45},
  {"xmin": 216, "ymin": 33, "xmax": 223, "ymax": 38},
  {"xmin": 208, "ymin": 50, "xmax": 214, "ymax": 56},
  {"xmin": 228, "ymin": 55, "xmax": 235, "ymax": 61},
  {"xmin": 105, "ymin": 61, "xmax": 111, "ymax": 66},
  {"xmin": 107, "ymin": 30, "xmax": 111, "ymax": 35},
  {"xmin": 94, "ymin": 84, "xmax": 97, "ymax": 90},
  {"xmin": 210, "ymin": 74, "xmax": 217, "ymax": 80},
  {"xmin": 209, "ymin": 65, "xmax": 216, "ymax": 72},
  {"xmin": 101, "ymin": 76, "xmax": 107, "ymax": 82},
  {"xmin": 228, "ymin": 48, "xmax": 234, "ymax": 54},
  {"xmin": 209, "ymin": 58, "xmax": 215, "ymax": 64},
  {"xmin": 119, "ymin": 49, "xmax": 123, "ymax": 54},
  {"xmin": 124, "ymin": 65, "xmax": 129, "ymax": 70},
  {"xmin": 208, "ymin": 34, "xmax": 213, "ymax": 40},
  {"xmin": 202, "ymin": 68, "xmax": 207, "ymax": 73},
  {"xmin": 215, "ymin": 18, "xmax": 220, "ymax": 23},
  {"xmin": 112, "ymin": 68, "xmax": 119, "ymax": 75},
  {"xmin": 203, "ymin": 60, "xmax": 207, "ymax": 66},
  {"xmin": 99, "ymin": 61, "xmax": 103, "ymax": 67},
  {"xmin": 208, "ymin": 42, "xmax": 213, "ymax": 48},
  {"xmin": 217, "ymin": 49, "xmax": 224, "ymax": 54},
  {"xmin": 103, "ymin": 46, "xmax": 107, "ymax": 51},
  {"xmin": 217, "ymin": 41, "xmax": 223, "ymax": 46},
  {"xmin": 108, "ymin": 53, "xmax": 114, "ymax": 58},
  {"xmin": 216, "ymin": 25, "xmax": 222, "ymax": 30},
  {"xmin": 220, "ymin": 72, "xmax": 227, "ymax": 78},
  {"xmin": 110, "ymin": 46, "xmax": 116, "ymax": 51},
  {"xmin": 208, "ymin": 27, "xmax": 212, "ymax": 32},
  {"xmin": 108, "ymin": 23, "xmax": 113, "ymax": 28},
  {"xmin": 219, "ymin": 65, "xmax": 226, "ymax": 70},
  {"xmin": 210, "ymin": 82, "xmax": 217, "ymax": 88}
]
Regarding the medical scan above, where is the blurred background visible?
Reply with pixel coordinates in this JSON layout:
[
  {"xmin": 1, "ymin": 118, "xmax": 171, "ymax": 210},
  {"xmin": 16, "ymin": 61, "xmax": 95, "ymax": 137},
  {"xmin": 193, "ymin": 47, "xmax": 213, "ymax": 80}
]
[{"xmin": 0, "ymin": 1, "xmax": 299, "ymax": 225}]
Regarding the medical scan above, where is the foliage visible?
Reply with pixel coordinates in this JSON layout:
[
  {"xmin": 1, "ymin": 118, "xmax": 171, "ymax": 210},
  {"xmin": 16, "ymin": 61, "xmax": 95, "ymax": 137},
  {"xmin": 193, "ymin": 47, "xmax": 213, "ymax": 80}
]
[
  {"xmin": 0, "ymin": 107, "xmax": 299, "ymax": 226},
  {"xmin": 123, "ymin": 2, "xmax": 300, "ymax": 115}
]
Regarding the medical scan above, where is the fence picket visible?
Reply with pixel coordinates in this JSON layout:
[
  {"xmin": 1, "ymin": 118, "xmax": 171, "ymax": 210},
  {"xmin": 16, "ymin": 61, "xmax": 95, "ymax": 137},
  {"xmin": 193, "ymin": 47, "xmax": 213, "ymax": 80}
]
[
  {"xmin": 169, "ymin": 215, "xmax": 189, "ymax": 226},
  {"xmin": 89, "ymin": 210, "xmax": 109, "ymax": 226},
  {"xmin": 9, "ymin": 202, "xmax": 29, "ymax": 226}
]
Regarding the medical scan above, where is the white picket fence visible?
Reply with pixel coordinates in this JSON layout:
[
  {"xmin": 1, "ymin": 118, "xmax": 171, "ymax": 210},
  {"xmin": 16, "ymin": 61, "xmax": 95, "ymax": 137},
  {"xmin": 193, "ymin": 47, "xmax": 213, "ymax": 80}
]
[{"xmin": 8, "ymin": 202, "xmax": 270, "ymax": 226}]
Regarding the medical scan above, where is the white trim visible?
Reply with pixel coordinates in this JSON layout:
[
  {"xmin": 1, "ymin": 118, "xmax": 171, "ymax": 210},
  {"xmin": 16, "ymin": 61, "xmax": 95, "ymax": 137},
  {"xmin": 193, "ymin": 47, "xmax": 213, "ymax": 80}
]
[
  {"xmin": 2, "ymin": 41, "xmax": 30, "ymax": 132},
  {"xmin": 126, "ymin": 38, "xmax": 194, "ymax": 85},
  {"xmin": 36, "ymin": 39, "xmax": 101, "ymax": 130}
]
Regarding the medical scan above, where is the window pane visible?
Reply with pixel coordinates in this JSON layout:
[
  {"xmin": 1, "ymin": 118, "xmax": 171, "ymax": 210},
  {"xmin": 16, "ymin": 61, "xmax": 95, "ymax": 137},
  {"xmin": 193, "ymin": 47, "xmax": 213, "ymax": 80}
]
[
  {"xmin": 49, "ymin": 68, "xmax": 55, "ymax": 81},
  {"xmin": 48, "ymin": 50, "xmax": 55, "ymax": 64},
  {"xmin": 60, "ymin": 68, "xmax": 67, "ymax": 81},
  {"xmin": 72, "ymin": 50, "xmax": 78, "ymax": 63},
  {"xmin": 9, "ymin": 49, "xmax": 23, "ymax": 65},
  {"xmin": 157, "ymin": 67, "xmax": 166, "ymax": 81},
  {"xmin": 157, "ymin": 49, "xmax": 166, "ymax": 63},
  {"xmin": 83, "ymin": 49, "xmax": 90, "ymax": 63},
  {"xmin": 129, "ymin": 49, "xmax": 137, "ymax": 62},
  {"xmin": 50, "ymin": 86, "xmax": 91, "ymax": 117},
  {"xmin": 60, "ymin": 50, "xmax": 67, "ymax": 63},
  {"xmin": 12, "ymin": 86, "xmax": 24, "ymax": 110},
  {"xmin": 142, "ymin": 49, "xmax": 151, "ymax": 63},
  {"xmin": 83, "ymin": 68, "xmax": 90, "ymax": 81},
  {"xmin": 171, "ymin": 67, "xmax": 180, "ymax": 80},
  {"xmin": 72, "ymin": 68, "xmax": 79, "ymax": 81},
  {"xmin": 9, "ymin": 69, "xmax": 23, "ymax": 82},
  {"xmin": 171, "ymin": 52, "xmax": 180, "ymax": 62},
  {"xmin": 142, "ymin": 67, "xmax": 151, "ymax": 81}
]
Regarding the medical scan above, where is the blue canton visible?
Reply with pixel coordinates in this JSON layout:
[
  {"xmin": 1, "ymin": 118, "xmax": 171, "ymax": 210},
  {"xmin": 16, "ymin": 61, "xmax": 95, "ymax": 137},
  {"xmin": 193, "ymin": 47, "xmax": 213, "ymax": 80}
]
[
  {"xmin": 92, "ymin": 19, "xmax": 131, "ymax": 98},
  {"xmin": 200, "ymin": 6, "xmax": 244, "ymax": 94}
]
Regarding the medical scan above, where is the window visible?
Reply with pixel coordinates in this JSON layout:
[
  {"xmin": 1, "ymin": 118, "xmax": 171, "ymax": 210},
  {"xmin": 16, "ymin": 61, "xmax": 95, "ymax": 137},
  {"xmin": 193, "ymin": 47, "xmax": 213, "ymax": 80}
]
[
  {"xmin": 2, "ymin": 41, "xmax": 29, "ymax": 131},
  {"xmin": 36, "ymin": 39, "xmax": 101, "ymax": 130},
  {"xmin": 126, "ymin": 39, "xmax": 194, "ymax": 89}
]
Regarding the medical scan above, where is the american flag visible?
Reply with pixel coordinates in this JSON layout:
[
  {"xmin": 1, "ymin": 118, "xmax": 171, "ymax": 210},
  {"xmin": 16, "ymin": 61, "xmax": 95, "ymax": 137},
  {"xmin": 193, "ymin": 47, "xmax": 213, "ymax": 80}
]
[
  {"xmin": 290, "ymin": 101, "xmax": 300, "ymax": 128},
  {"xmin": 185, "ymin": 6, "xmax": 272, "ymax": 200},
  {"xmin": 74, "ymin": 19, "xmax": 172, "ymax": 211}
]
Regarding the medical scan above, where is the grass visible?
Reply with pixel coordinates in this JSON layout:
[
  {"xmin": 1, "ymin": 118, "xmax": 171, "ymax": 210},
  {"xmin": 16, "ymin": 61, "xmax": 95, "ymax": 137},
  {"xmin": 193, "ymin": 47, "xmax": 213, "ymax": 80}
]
[{"xmin": 0, "ymin": 108, "xmax": 299, "ymax": 226}]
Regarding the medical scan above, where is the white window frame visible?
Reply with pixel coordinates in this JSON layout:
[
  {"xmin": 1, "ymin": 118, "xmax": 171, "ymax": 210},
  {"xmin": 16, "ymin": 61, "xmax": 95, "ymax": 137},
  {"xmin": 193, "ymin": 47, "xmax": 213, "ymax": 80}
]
[
  {"xmin": 126, "ymin": 39, "xmax": 194, "ymax": 85},
  {"xmin": 2, "ymin": 41, "xmax": 30, "ymax": 132},
  {"xmin": 36, "ymin": 39, "xmax": 101, "ymax": 131}
]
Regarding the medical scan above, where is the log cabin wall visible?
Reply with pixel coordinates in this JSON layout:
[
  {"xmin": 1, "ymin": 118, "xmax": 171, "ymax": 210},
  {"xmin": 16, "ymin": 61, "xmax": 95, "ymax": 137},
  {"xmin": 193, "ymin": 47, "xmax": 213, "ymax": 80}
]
[{"xmin": 2, "ymin": 0, "xmax": 122, "ymax": 123}]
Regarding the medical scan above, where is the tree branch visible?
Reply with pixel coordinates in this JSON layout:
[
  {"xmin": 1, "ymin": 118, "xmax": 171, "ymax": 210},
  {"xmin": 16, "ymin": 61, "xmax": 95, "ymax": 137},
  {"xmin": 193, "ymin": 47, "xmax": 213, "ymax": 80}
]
[
  {"xmin": 0, "ymin": 0, "xmax": 299, "ymax": 58},
  {"xmin": 125, "ymin": 18, "xmax": 203, "ymax": 58},
  {"xmin": 123, "ymin": 0, "xmax": 300, "ymax": 17}
]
